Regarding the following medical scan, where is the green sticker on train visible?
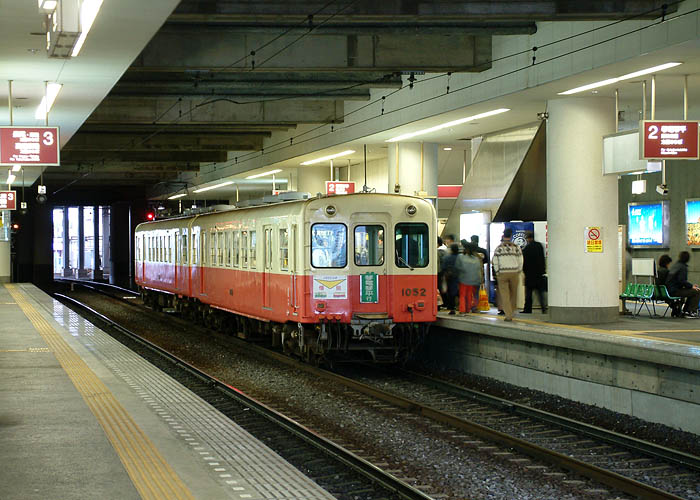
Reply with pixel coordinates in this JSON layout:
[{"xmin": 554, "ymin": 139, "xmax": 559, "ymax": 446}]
[{"xmin": 360, "ymin": 272, "xmax": 378, "ymax": 303}]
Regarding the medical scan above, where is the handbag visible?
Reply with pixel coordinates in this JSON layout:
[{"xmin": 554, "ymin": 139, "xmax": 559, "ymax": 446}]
[{"xmin": 478, "ymin": 285, "xmax": 490, "ymax": 311}]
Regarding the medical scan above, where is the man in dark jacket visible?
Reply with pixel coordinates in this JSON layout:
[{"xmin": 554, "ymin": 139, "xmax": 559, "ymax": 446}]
[
  {"xmin": 521, "ymin": 231, "xmax": 547, "ymax": 313},
  {"xmin": 667, "ymin": 251, "xmax": 700, "ymax": 317}
]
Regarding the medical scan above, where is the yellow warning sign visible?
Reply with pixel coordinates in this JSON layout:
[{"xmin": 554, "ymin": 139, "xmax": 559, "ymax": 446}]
[{"xmin": 585, "ymin": 226, "xmax": 603, "ymax": 253}]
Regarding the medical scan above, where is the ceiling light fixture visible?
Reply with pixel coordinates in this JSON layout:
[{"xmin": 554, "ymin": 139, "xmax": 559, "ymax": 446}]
[
  {"xmin": 71, "ymin": 0, "xmax": 104, "ymax": 57},
  {"xmin": 38, "ymin": 0, "xmax": 58, "ymax": 12},
  {"xmin": 193, "ymin": 181, "xmax": 234, "ymax": 193},
  {"xmin": 300, "ymin": 150, "xmax": 355, "ymax": 165},
  {"xmin": 167, "ymin": 193, "xmax": 187, "ymax": 200},
  {"xmin": 35, "ymin": 82, "xmax": 62, "ymax": 119},
  {"xmin": 443, "ymin": 147, "xmax": 452, "ymax": 151},
  {"xmin": 245, "ymin": 169, "xmax": 282, "ymax": 179},
  {"xmin": 386, "ymin": 109, "xmax": 511, "ymax": 142},
  {"xmin": 558, "ymin": 62, "xmax": 682, "ymax": 95}
]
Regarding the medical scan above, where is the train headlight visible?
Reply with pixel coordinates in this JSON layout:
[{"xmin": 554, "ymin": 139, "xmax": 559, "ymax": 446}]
[
  {"xmin": 325, "ymin": 205, "xmax": 337, "ymax": 217},
  {"xmin": 406, "ymin": 204, "xmax": 417, "ymax": 216}
]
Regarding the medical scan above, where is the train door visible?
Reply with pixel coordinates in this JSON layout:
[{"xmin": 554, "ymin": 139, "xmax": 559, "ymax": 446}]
[
  {"xmin": 263, "ymin": 225, "xmax": 273, "ymax": 309},
  {"xmin": 351, "ymin": 216, "xmax": 388, "ymax": 309},
  {"xmin": 290, "ymin": 223, "xmax": 298, "ymax": 315}
]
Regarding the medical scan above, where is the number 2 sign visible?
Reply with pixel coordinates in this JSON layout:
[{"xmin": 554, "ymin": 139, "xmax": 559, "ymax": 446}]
[{"xmin": 641, "ymin": 121, "xmax": 699, "ymax": 160}]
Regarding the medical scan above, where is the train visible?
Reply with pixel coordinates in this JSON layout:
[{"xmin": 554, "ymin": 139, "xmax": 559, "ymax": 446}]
[{"xmin": 134, "ymin": 192, "xmax": 437, "ymax": 363}]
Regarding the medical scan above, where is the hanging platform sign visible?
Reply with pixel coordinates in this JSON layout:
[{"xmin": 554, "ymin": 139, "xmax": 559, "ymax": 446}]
[
  {"xmin": 0, "ymin": 127, "xmax": 60, "ymax": 166},
  {"xmin": 325, "ymin": 181, "xmax": 355, "ymax": 195},
  {"xmin": 0, "ymin": 191, "xmax": 17, "ymax": 210},
  {"xmin": 640, "ymin": 120, "xmax": 699, "ymax": 160}
]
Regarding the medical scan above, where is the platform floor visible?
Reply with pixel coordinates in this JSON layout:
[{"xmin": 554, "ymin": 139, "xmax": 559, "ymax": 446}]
[
  {"xmin": 439, "ymin": 305, "xmax": 700, "ymax": 346},
  {"xmin": 0, "ymin": 283, "xmax": 335, "ymax": 500}
]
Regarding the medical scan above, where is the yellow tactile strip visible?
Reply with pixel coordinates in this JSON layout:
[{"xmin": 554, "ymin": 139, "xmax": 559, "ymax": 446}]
[{"xmin": 6, "ymin": 284, "xmax": 195, "ymax": 500}]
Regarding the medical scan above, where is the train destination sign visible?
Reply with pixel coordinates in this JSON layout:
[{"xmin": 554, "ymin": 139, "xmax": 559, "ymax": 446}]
[
  {"xmin": 640, "ymin": 120, "xmax": 699, "ymax": 160},
  {"xmin": 0, "ymin": 127, "xmax": 60, "ymax": 166},
  {"xmin": 0, "ymin": 191, "xmax": 17, "ymax": 210}
]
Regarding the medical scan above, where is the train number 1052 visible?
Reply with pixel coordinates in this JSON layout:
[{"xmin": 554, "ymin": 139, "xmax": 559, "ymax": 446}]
[{"xmin": 401, "ymin": 287, "xmax": 426, "ymax": 297}]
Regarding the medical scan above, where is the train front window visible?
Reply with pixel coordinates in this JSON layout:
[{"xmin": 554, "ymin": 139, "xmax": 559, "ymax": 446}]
[
  {"xmin": 311, "ymin": 223, "xmax": 347, "ymax": 268},
  {"xmin": 354, "ymin": 225, "xmax": 384, "ymax": 266},
  {"xmin": 395, "ymin": 223, "xmax": 429, "ymax": 268}
]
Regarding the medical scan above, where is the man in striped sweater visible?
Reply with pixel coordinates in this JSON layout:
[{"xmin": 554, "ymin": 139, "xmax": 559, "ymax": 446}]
[{"xmin": 492, "ymin": 228, "xmax": 523, "ymax": 322}]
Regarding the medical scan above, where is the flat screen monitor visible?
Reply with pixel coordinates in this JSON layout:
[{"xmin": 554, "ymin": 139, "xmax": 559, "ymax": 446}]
[
  {"xmin": 686, "ymin": 199, "xmax": 700, "ymax": 246},
  {"xmin": 627, "ymin": 201, "xmax": 669, "ymax": 248}
]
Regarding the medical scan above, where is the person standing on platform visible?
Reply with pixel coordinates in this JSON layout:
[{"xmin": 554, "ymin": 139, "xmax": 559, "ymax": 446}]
[
  {"xmin": 437, "ymin": 237, "xmax": 447, "ymax": 308},
  {"xmin": 521, "ymin": 231, "xmax": 547, "ymax": 314},
  {"xmin": 456, "ymin": 243, "xmax": 482, "ymax": 315},
  {"xmin": 667, "ymin": 251, "xmax": 700, "ymax": 318},
  {"xmin": 441, "ymin": 243, "xmax": 460, "ymax": 315},
  {"xmin": 470, "ymin": 235, "xmax": 489, "ymax": 312},
  {"xmin": 492, "ymin": 228, "xmax": 523, "ymax": 322}
]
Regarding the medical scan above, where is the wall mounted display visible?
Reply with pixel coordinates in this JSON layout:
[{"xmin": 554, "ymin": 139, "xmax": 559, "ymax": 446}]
[
  {"xmin": 686, "ymin": 199, "xmax": 700, "ymax": 246},
  {"xmin": 627, "ymin": 201, "xmax": 669, "ymax": 248}
]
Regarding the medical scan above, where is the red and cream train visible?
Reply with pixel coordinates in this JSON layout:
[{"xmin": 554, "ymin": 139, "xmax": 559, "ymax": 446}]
[{"xmin": 135, "ymin": 193, "xmax": 437, "ymax": 363}]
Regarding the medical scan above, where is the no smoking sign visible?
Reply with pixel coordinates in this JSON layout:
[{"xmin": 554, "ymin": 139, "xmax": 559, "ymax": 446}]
[{"xmin": 585, "ymin": 226, "xmax": 603, "ymax": 253}]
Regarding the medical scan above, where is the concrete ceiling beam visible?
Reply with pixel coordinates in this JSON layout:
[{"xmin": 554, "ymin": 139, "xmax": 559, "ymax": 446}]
[
  {"xmin": 173, "ymin": 1, "xmax": 675, "ymax": 19},
  {"xmin": 61, "ymin": 151, "xmax": 228, "ymax": 163},
  {"xmin": 81, "ymin": 122, "xmax": 297, "ymax": 133},
  {"xmin": 88, "ymin": 97, "xmax": 343, "ymax": 125},
  {"xmin": 64, "ymin": 132, "xmax": 266, "ymax": 151},
  {"xmin": 134, "ymin": 32, "xmax": 492, "ymax": 73}
]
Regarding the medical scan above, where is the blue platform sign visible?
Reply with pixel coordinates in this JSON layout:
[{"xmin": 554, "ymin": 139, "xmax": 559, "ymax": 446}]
[{"xmin": 504, "ymin": 222, "xmax": 534, "ymax": 248}]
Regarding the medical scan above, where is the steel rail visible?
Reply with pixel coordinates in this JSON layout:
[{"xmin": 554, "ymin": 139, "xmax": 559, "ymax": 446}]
[
  {"xmin": 53, "ymin": 292, "xmax": 433, "ymax": 500},
  {"xmin": 397, "ymin": 368, "xmax": 700, "ymax": 472}
]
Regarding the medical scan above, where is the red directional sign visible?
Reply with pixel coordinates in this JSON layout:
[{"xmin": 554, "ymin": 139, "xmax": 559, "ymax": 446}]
[
  {"xmin": 0, "ymin": 127, "xmax": 60, "ymax": 166},
  {"xmin": 0, "ymin": 191, "xmax": 17, "ymax": 210},
  {"xmin": 641, "ymin": 120, "xmax": 699, "ymax": 160},
  {"xmin": 326, "ymin": 181, "xmax": 355, "ymax": 195}
]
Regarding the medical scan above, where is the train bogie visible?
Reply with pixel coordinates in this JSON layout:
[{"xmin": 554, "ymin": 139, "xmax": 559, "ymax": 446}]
[{"xmin": 135, "ymin": 193, "xmax": 437, "ymax": 363}]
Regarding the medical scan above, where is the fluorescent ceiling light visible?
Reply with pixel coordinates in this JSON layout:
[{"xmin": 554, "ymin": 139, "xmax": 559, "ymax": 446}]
[
  {"xmin": 443, "ymin": 147, "xmax": 452, "ymax": 151},
  {"xmin": 72, "ymin": 0, "xmax": 104, "ymax": 57},
  {"xmin": 246, "ymin": 169, "xmax": 282, "ymax": 179},
  {"xmin": 34, "ymin": 83, "xmax": 62, "ymax": 119},
  {"xmin": 386, "ymin": 109, "xmax": 510, "ymax": 142},
  {"xmin": 558, "ymin": 62, "xmax": 682, "ymax": 95},
  {"xmin": 167, "ymin": 193, "xmax": 187, "ymax": 200},
  {"xmin": 193, "ymin": 181, "xmax": 234, "ymax": 193},
  {"xmin": 38, "ymin": 0, "xmax": 57, "ymax": 11},
  {"xmin": 300, "ymin": 150, "xmax": 355, "ymax": 165},
  {"xmin": 12, "ymin": 165, "xmax": 21, "ymax": 172}
]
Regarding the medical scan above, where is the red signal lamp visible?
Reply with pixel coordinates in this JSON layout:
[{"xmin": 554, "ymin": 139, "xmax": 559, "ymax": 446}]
[{"xmin": 146, "ymin": 211, "xmax": 155, "ymax": 221}]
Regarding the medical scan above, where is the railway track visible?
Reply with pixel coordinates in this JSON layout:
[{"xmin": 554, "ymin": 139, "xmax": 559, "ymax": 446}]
[
  {"xmin": 53, "ymin": 290, "xmax": 433, "ymax": 500},
  {"xmin": 56, "ymin": 280, "xmax": 700, "ymax": 499}
]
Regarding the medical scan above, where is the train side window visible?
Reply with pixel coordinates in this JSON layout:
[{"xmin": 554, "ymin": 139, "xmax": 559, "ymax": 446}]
[
  {"xmin": 311, "ymin": 223, "xmax": 347, "ymax": 268},
  {"xmin": 250, "ymin": 230, "xmax": 257, "ymax": 269},
  {"xmin": 395, "ymin": 223, "xmax": 429, "ymax": 268},
  {"xmin": 354, "ymin": 225, "xmax": 384, "ymax": 266},
  {"xmin": 232, "ymin": 231, "xmax": 239, "ymax": 267},
  {"xmin": 182, "ymin": 233, "xmax": 188, "ymax": 264},
  {"xmin": 241, "ymin": 231, "xmax": 248, "ymax": 267},
  {"xmin": 226, "ymin": 231, "xmax": 232, "ymax": 267},
  {"xmin": 279, "ymin": 228, "xmax": 289, "ymax": 271},
  {"xmin": 209, "ymin": 230, "xmax": 216, "ymax": 265},
  {"xmin": 175, "ymin": 234, "xmax": 180, "ymax": 264},
  {"xmin": 218, "ymin": 232, "xmax": 224, "ymax": 266},
  {"xmin": 168, "ymin": 235, "xmax": 172, "ymax": 263}
]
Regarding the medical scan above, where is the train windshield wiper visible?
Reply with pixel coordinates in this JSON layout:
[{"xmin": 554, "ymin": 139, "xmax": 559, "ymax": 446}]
[{"xmin": 396, "ymin": 254, "xmax": 414, "ymax": 271}]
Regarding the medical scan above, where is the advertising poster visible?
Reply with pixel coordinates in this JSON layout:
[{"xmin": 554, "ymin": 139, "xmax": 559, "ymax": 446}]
[
  {"xmin": 628, "ymin": 202, "xmax": 666, "ymax": 247},
  {"xmin": 686, "ymin": 199, "xmax": 700, "ymax": 246}
]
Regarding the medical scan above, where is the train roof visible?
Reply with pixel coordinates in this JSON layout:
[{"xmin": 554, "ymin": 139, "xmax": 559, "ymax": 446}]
[{"xmin": 135, "ymin": 192, "xmax": 433, "ymax": 231}]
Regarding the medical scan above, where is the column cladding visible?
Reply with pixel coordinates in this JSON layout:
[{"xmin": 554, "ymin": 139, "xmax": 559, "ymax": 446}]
[{"xmin": 546, "ymin": 97, "xmax": 618, "ymax": 324}]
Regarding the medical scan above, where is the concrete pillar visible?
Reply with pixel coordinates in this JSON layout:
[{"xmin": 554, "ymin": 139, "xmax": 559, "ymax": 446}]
[
  {"xmin": 78, "ymin": 206, "xmax": 87, "ymax": 278},
  {"xmin": 62, "ymin": 207, "xmax": 71, "ymax": 277},
  {"xmin": 93, "ymin": 205, "xmax": 102, "ymax": 280},
  {"xmin": 102, "ymin": 207, "xmax": 111, "ymax": 278},
  {"xmin": 387, "ymin": 142, "xmax": 438, "ymax": 199},
  {"xmin": 547, "ymin": 97, "xmax": 618, "ymax": 323},
  {"xmin": 109, "ymin": 203, "xmax": 130, "ymax": 287}
]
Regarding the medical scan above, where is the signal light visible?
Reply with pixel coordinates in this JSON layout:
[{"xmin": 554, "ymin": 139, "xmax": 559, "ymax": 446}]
[
  {"xmin": 11, "ymin": 223, "xmax": 20, "ymax": 231},
  {"xmin": 146, "ymin": 211, "xmax": 155, "ymax": 221}
]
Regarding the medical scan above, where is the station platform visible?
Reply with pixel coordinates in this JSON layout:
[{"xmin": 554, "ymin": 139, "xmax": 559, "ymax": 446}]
[
  {"xmin": 0, "ymin": 283, "xmax": 335, "ymax": 500},
  {"xmin": 427, "ymin": 307, "xmax": 700, "ymax": 434}
]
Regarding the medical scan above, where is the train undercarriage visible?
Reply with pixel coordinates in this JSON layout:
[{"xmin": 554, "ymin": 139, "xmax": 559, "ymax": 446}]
[{"xmin": 141, "ymin": 288, "xmax": 429, "ymax": 364}]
